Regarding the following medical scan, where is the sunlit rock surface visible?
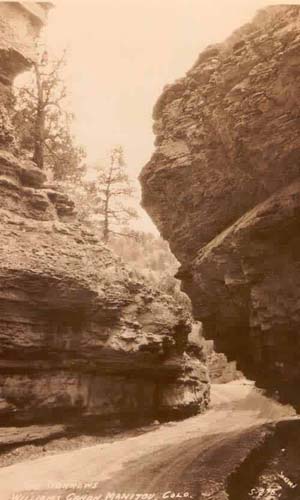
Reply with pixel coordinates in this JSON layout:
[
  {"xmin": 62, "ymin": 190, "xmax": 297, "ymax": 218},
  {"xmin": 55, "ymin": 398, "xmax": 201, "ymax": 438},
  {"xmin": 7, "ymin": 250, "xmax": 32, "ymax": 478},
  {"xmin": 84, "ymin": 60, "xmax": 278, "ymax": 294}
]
[
  {"xmin": 204, "ymin": 340, "xmax": 243, "ymax": 384},
  {"xmin": 0, "ymin": 150, "xmax": 209, "ymax": 424},
  {"xmin": 140, "ymin": 5, "xmax": 300, "ymax": 408},
  {"xmin": 0, "ymin": 3, "xmax": 209, "ymax": 426}
]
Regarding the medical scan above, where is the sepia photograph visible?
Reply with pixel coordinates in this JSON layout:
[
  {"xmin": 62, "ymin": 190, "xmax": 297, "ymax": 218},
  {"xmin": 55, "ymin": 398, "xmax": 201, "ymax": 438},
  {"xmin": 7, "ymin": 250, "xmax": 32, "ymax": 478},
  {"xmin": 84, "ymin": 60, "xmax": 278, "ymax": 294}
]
[{"xmin": 0, "ymin": 1, "xmax": 299, "ymax": 499}]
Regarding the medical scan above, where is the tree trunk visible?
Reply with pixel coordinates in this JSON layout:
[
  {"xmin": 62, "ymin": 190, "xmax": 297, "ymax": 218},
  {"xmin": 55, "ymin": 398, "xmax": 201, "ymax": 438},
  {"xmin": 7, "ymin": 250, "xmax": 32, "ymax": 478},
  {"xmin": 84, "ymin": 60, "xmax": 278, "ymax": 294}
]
[
  {"xmin": 33, "ymin": 107, "xmax": 45, "ymax": 169},
  {"xmin": 103, "ymin": 156, "xmax": 114, "ymax": 242},
  {"xmin": 33, "ymin": 63, "xmax": 45, "ymax": 170},
  {"xmin": 103, "ymin": 207, "xmax": 109, "ymax": 242}
]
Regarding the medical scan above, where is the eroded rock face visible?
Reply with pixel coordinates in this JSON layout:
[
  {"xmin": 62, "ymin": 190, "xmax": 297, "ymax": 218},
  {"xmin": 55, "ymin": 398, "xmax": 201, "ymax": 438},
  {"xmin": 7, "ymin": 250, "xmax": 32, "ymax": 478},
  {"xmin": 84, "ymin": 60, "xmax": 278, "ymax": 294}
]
[
  {"xmin": 0, "ymin": 3, "xmax": 209, "ymax": 425},
  {"xmin": 0, "ymin": 2, "xmax": 44, "ymax": 150},
  {"xmin": 0, "ymin": 150, "xmax": 209, "ymax": 424},
  {"xmin": 204, "ymin": 340, "xmax": 243, "ymax": 384},
  {"xmin": 140, "ymin": 5, "xmax": 300, "ymax": 407}
]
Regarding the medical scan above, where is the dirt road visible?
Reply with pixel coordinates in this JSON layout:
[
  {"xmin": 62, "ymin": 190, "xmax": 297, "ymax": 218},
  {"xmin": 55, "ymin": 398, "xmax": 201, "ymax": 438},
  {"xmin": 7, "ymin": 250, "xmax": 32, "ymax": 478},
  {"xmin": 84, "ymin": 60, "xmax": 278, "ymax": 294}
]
[{"xmin": 0, "ymin": 382, "xmax": 297, "ymax": 500}]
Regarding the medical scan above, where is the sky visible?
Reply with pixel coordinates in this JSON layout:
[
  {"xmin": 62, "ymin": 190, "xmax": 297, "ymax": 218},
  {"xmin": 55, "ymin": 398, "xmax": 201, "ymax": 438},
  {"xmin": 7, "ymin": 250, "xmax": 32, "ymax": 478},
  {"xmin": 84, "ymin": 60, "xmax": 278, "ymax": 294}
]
[{"xmin": 44, "ymin": 0, "xmax": 299, "ymax": 232}]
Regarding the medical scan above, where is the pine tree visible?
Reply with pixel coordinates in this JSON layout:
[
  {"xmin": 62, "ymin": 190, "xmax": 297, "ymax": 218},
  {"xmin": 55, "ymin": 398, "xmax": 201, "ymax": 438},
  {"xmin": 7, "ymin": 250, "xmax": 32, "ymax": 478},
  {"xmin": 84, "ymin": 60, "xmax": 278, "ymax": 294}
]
[
  {"xmin": 13, "ymin": 49, "xmax": 86, "ymax": 183},
  {"xmin": 78, "ymin": 146, "xmax": 138, "ymax": 242}
]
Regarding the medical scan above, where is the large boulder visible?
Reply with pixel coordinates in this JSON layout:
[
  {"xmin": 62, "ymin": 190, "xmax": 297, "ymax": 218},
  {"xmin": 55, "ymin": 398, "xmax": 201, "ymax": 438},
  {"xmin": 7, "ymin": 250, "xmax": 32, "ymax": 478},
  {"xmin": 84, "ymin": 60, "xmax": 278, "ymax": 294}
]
[{"xmin": 140, "ymin": 5, "xmax": 300, "ymax": 408}]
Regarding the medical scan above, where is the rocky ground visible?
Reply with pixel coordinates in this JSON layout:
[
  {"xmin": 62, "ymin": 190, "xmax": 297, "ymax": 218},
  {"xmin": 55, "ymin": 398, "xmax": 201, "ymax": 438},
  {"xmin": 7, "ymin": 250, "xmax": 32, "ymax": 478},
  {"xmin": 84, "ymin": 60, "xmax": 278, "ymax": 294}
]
[{"xmin": 0, "ymin": 382, "xmax": 298, "ymax": 500}]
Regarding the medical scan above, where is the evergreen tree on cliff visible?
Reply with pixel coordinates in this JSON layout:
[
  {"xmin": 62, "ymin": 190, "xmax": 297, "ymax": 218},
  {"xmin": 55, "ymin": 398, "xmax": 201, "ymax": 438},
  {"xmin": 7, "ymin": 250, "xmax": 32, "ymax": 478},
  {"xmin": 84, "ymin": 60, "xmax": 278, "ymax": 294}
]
[
  {"xmin": 79, "ymin": 146, "xmax": 138, "ymax": 242},
  {"xmin": 13, "ymin": 49, "xmax": 86, "ymax": 183},
  {"xmin": 13, "ymin": 52, "xmax": 137, "ymax": 243}
]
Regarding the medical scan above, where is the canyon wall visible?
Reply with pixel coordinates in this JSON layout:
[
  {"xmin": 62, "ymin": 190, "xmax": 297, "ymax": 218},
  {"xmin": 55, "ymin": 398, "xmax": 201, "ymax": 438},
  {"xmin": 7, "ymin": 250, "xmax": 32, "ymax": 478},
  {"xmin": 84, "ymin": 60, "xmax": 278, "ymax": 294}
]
[
  {"xmin": 0, "ymin": 3, "xmax": 209, "ymax": 426},
  {"xmin": 190, "ymin": 322, "xmax": 243, "ymax": 384},
  {"xmin": 140, "ymin": 5, "xmax": 300, "ymax": 408},
  {"xmin": 204, "ymin": 340, "xmax": 243, "ymax": 384}
]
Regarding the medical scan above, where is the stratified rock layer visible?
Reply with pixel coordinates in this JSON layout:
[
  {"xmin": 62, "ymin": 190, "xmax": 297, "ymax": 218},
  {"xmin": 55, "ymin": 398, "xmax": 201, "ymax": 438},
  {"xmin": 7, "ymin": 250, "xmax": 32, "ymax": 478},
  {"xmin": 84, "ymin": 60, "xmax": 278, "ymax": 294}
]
[
  {"xmin": 140, "ymin": 5, "xmax": 300, "ymax": 408},
  {"xmin": 0, "ymin": 3, "xmax": 209, "ymax": 425},
  {"xmin": 0, "ymin": 150, "xmax": 209, "ymax": 425}
]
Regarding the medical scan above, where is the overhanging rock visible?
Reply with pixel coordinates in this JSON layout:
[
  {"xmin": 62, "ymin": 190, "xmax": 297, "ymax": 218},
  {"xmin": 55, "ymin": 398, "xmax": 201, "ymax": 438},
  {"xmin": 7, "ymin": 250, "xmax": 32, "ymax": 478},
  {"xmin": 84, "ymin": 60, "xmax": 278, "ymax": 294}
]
[{"xmin": 140, "ymin": 5, "xmax": 300, "ymax": 408}]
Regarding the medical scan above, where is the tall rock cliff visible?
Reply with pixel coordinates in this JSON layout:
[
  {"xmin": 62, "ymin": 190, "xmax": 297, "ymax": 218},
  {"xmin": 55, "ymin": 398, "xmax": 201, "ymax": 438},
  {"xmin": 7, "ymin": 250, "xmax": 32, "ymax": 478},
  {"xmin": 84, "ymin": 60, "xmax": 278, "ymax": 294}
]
[
  {"xmin": 140, "ymin": 5, "xmax": 300, "ymax": 408},
  {"xmin": 0, "ymin": 3, "xmax": 209, "ymax": 426}
]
